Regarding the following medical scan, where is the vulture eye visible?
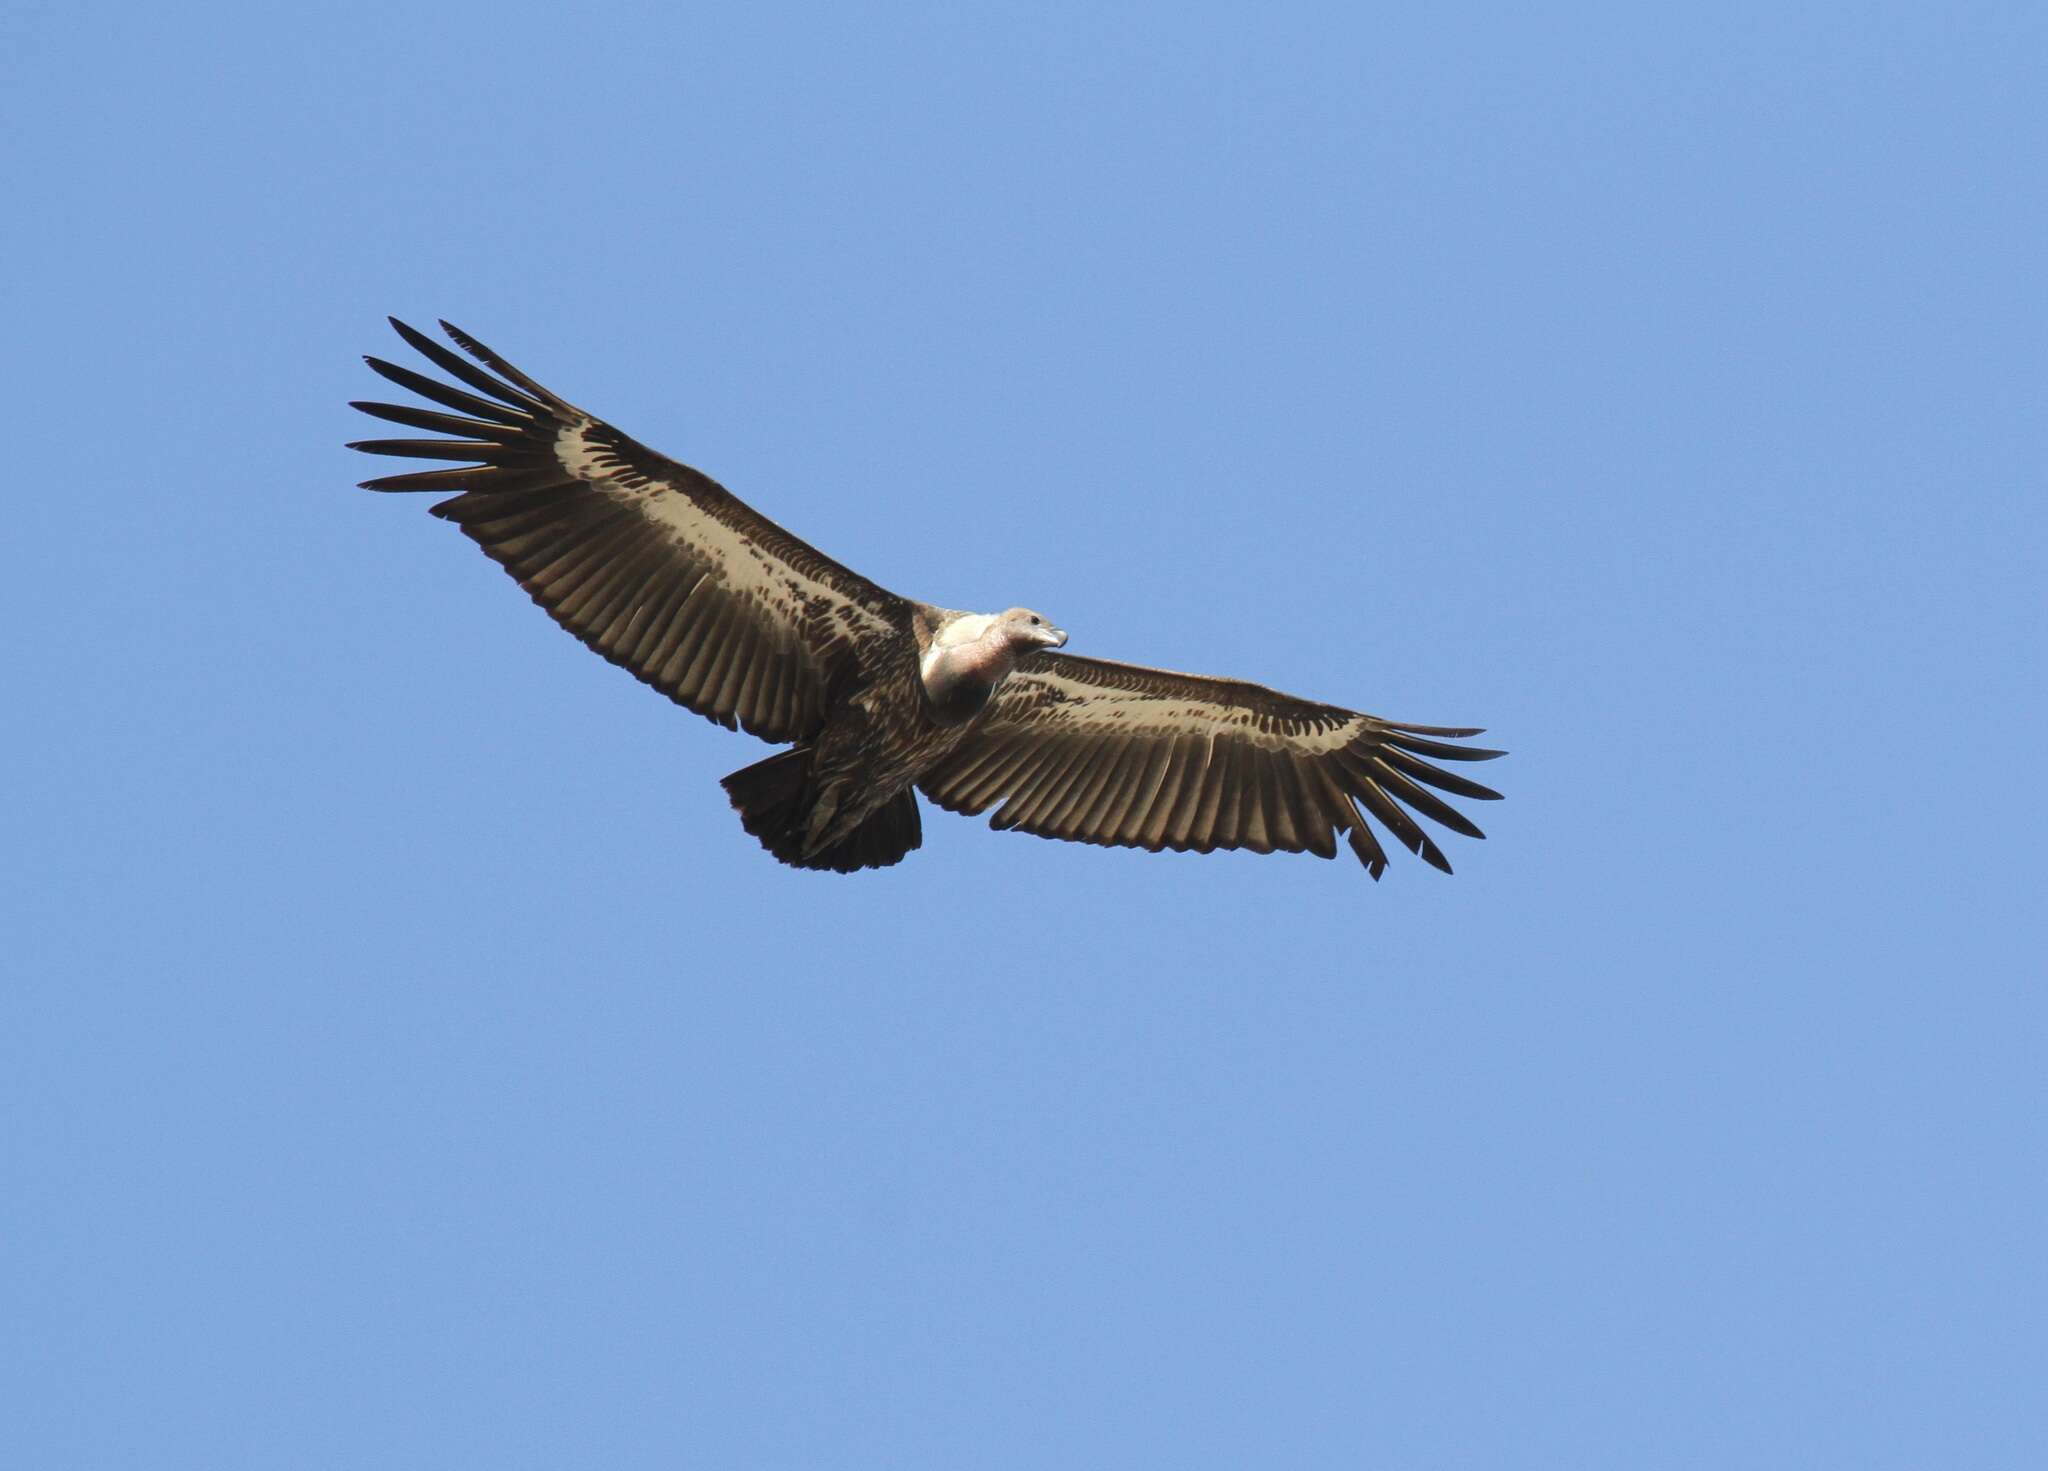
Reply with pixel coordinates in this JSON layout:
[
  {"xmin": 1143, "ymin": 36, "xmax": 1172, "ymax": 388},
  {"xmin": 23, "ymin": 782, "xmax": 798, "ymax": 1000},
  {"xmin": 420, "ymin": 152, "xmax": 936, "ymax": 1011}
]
[{"xmin": 1030, "ymin": 616, "xmax": 1041, "ymax": 625}]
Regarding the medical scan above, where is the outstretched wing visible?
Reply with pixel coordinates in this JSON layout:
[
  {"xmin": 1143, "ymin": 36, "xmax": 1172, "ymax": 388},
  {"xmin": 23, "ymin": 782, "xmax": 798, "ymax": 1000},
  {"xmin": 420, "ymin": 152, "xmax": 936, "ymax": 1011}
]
[
  {"xmin": 917, "ymin": 653, "xmax": 1504, "ymax": 877},
  {"xmin": 350, "ymin": 318, "xmax": 909, "ymax": 744}
]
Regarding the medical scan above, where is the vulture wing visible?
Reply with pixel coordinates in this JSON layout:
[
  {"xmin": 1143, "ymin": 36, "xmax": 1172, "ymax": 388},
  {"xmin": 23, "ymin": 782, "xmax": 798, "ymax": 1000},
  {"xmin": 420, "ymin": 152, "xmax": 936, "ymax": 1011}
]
[
  {"xmin": 917, "ymin": 653, "xmax": 1504, "ymax": 877},
  {"xmin": 350, "ymin": 319, "xmax": 908, "ymax": 744}
]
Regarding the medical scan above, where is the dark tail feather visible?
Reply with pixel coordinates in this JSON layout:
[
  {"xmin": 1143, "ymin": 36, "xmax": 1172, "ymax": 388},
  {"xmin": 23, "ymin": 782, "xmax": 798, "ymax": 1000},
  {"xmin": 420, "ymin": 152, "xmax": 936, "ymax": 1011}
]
[
  {"xmin": 812, "ymin": 789, "xmax": 921, "ymax": 873},
  {"xmin": 722, "ymin": 749, "xmax": 814, "ymax": 864},
  {"xmin": 720, "ymin": 751, "xmax": 922, "ymax": 874}
]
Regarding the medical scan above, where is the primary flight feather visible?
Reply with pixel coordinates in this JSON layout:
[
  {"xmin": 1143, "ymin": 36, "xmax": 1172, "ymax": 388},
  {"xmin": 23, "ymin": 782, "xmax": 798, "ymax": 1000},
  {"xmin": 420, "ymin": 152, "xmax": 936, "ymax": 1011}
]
[{"xmin": 350, "ymin": 319, "xmax": 1504, "ymax": 876}]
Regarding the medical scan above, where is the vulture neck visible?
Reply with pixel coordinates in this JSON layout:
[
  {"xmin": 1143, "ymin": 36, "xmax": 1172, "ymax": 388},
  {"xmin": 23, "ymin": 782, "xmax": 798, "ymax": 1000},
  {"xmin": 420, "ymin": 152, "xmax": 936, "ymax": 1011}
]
[{"xmin": 920, "ymin": 617, "xmax": 1021, "ymax": 728}]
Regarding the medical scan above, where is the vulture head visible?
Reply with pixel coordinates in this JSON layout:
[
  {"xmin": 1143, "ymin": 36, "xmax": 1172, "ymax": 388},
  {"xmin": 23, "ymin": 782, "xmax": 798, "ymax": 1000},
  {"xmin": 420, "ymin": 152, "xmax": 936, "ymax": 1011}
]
[
  {"xmin": 996, "ymin": 607, "xmax": 1069, "ymax": 654},
  {"xmin": 919, "ymin": 607, "xmax": 1068, "ymax": 725}
]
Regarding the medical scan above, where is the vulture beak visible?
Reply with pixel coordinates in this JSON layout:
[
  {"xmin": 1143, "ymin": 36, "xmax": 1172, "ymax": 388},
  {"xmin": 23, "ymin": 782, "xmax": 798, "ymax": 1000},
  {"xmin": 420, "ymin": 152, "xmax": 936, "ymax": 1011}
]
[{"xmin": 1043, "ymin": 625, "xmax": 1069, "ymax": 649}]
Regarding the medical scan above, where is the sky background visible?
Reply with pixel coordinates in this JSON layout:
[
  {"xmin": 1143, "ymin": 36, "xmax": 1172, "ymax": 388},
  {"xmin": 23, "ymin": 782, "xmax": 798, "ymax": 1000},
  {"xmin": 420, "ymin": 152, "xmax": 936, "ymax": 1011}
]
[{"xmin": 5, "ymin": 2, "xmax": 2043, "ymax": 1466}]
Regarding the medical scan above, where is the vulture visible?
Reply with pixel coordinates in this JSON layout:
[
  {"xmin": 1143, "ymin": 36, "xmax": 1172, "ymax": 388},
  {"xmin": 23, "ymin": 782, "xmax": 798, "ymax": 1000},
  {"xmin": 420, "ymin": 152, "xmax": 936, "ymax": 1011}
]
[{"xmin": 349, "ymin": 319, "xmax": 1504, "ymax": 877}]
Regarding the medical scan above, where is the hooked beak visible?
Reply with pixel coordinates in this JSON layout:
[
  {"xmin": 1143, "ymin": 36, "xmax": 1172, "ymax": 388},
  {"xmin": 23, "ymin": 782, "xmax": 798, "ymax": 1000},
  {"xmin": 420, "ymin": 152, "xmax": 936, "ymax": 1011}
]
[{"xmin": 1041, "ymin": 625, "xmax": 1069, "ymax": 649}]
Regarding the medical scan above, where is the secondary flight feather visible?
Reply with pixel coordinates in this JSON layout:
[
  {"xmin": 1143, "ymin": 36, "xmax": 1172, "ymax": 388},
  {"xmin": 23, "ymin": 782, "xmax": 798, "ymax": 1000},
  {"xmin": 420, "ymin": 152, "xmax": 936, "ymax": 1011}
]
[{"xmin": 350, "ymin": 319, "xmax": 1504, "ymax": 877}]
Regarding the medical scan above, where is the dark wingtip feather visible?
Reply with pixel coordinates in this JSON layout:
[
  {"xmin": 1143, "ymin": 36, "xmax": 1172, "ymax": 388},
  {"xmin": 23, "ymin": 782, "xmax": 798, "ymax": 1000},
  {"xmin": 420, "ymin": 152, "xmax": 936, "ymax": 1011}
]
[
  {"xmin": 387, "ymin": 317, "xmax": 445, "ymax": 361},
  {"xmin": 1370, "ymin": 760, "xmax": 1488, "ymax": 840},
  {"xmin": 1379, "ymin": 745, "xmax": 1505, "ymax": 803},
  {"xmin": 350, "ymin": 400, "xmax": 508, "ymax": 437},
  {"xmin": 1389, "ymin": 721, "xmax": 1485, "ymax": 737},
  {"xmin": 1383, "ymin": 729, "xmax": 1508, "ymax": 763},
  {"xmin": 437, "ymin": 319, "xmax": 564, "ymax": 406},
  {"xmin": 359, "ymin": 466, "xmax": 489, "ymax": 492},
  {"xmin": 1409, "ymin": 828, "xmax": 1452, "ymax": 873},
  {"xmin": 348, "ymin": 437, "xmax": 506, "ymax": 462},
  {"xmin": 380, "ymin": 316, "xmax": 545, "ymax": 412},
  {"xmin": 361, "ymin": 355, "xmax": 529, "ymax": 426},
  {"xmin": 1345, "ymin": 826, "xmax": 1388, "ymax": 879}
]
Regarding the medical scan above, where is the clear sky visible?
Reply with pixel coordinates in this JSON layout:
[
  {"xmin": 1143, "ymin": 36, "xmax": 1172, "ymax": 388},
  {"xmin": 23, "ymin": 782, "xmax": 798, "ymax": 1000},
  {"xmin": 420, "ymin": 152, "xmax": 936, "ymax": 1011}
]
[{"xmin": 5, "ymin": 2, "xmax": 2043, "ymax": 1466}]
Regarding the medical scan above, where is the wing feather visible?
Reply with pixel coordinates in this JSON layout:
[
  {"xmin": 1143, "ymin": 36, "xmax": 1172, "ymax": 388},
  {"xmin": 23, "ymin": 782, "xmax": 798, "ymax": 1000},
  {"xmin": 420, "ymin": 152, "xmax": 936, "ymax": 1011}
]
[
  {"xmin": 1383, "ymin": 728, "xmax": 1506, "ymax": 763},
  {"xmin": 1019, "ymin": 741, "xmax": 1097, "ymax": 835},
  {"xmin": 1350, "ymin": 768, "xmax": 1451, "ymax": 874},
  {"xmin": 1212, "ymin": 741, "xmax": 1245, "ymax": 860},
  {"xmin": 363, "ymin": 357, "xmax": 528, "ymax": 425},
  {"xmin": 991, "ymin": 742, "xmax": 1069, "ymax": 832},
  {"xmin": 1137, "ymin": 734, "xmax": 1195, "ymax": 850},
  {"xmin": 947, "ymin": 734, "xmax": 1026, "ymax": 814},
  {"xmin": 387, "ymin": 317, "xmax": 553, "ymax": 413},
  {"xmin": 1377, "ymin": 743, "xmax": 1504, "ymax": 802},
  {"xmin": 675, "ymin": 602, "xmax": 738, "ymax": 716},
  {"xmin": 757, "ymin": 647, "xmax": 794, "ymax": 738},
  {"xmin": 584, "ymin": 540, "xmax": 674, "ymax": 648},
  {"xmin": 1106, "ymin": 741, "xmax": 1167, "ymax": 845},
  {"xmin": 1284, "ymin": 757, "xmax": 1340, "ymax": 860},
  {"xmin": 532, "ymin": 513, "xmax": 638, "ymax": 604},
  {"xmin": 1366, "ymin": 757, "xmax": 1487, "ymax": 840},
  {"xmin": 1184, "ymin": 737, "xmax": 1230, "ymax": 852},
  {"xmin": 352, "ymin": 318, "xmax": 909, "ymax": 743},
  {"xmin": 1262, "ymin": 756, "xmax": 1305, "ymax": 854},
  {"xmin": 1116, "ymin": 740, "xmax": 1178, "ymax": 846},
  {"xmin": 918, "ymin": 652, "xmax": 1504, "ymax": 879},
  {"xmin": 1069, "ymin": 741, "xmax": 1130, "ymax": 841},
  {"xmin": 1028, "ymin": 743, "xmax": 1096, "ymax": 839},
  {"xmin": 1241, "ymin": 754, "xmax": 1276, "ymax": 855},
  {"xmin": 350, "ymin": 400, "xmax": 507, "ymax": 439}
]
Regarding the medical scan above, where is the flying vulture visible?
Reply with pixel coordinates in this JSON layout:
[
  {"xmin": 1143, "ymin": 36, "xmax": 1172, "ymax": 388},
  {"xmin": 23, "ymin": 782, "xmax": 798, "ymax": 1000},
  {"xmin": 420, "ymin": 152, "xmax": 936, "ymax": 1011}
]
[{"xmin": 350, "ymin": 319, "xmax": 1504, "ymax": 877}]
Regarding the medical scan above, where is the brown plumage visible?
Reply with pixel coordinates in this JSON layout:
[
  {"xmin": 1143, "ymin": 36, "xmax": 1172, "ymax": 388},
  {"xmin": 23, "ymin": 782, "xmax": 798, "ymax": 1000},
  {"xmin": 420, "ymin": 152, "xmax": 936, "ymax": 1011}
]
[{"xmin": 350, "ymin": 319, "xmax": 1504, "ymax": 878}]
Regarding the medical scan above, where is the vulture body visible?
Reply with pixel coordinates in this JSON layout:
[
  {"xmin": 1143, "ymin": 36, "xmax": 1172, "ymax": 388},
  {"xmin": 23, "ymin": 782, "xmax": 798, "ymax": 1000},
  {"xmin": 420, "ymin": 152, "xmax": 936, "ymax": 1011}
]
[{"xmin": 350, "ymin": 319, "xmax": 1504, "ymax": 877}]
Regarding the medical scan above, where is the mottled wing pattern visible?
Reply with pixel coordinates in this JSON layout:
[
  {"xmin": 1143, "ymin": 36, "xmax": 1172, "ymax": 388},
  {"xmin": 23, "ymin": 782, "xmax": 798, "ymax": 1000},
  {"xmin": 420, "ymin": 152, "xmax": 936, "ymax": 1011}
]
[
  {"xmin": 350, "ymin": 319, "xmax": 908, "ymax": 743},
  {"xmin": 918, "ymin": 653, "xmax": 1504, "ymax": 877}
]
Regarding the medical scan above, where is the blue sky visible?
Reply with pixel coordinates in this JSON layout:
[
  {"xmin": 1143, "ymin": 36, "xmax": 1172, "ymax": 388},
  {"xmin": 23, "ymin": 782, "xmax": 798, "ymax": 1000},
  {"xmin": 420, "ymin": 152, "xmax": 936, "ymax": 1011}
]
[{"xmin": 5, "ymin": 2, "xmax": 2043, "ymax": 1466}]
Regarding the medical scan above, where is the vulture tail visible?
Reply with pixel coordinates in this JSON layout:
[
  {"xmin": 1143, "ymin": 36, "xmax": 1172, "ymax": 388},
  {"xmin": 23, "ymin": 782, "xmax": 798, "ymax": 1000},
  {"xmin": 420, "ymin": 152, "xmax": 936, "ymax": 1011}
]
[{"xmin": 720, "ymin": 750, "xmax": 922, "ymax": 874}]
